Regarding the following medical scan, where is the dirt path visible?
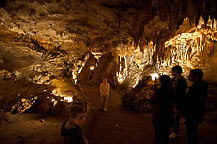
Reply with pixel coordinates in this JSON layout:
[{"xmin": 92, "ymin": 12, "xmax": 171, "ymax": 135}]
[
  {"xmin": 85, "ymin": 86, "xmax": 154, "ymax": 144},
  {"xmin": 85, "ymin": 86, "xmax": 217, "ymax": 144},
  {"xmin": 0, "ymin": 113, "xmax": 65, "ymax": 144}
]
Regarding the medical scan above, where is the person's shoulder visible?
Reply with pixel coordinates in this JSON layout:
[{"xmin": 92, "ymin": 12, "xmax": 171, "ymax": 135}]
[
  {"xmin": 201, "ymin": 80, "xmax": 207, "ymax": 84},
  {"xmin": 178, "ymin": 76, "xmax": 186, "ymax": 81},
  {"xmin": 64, "ymin": 119, "xmax": 79, "ymax": 129},
  {"xmin": 154, "ymin": 88, "xmax": 161, "ymax": 95},
  {"xmin": 178, "ymin": 76, "xmax": 187, "ymax": 84},
  {"xmin": 61, "ymin": 120, "xmax": 77, "ymax": 136},
  {"xmin": 199, "ymin": 80, "xmax": 208, "ymax": 87}
]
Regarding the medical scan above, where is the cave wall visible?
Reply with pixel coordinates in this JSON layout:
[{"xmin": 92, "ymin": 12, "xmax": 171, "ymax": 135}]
[
  {"xmin": 89, "ymin": 53, "xmax": 119, "ymax": 85},
  {"xmin": 78, "ymin": 52, "xmax": 96, "ymax": 84},
  {"xmin": 0, "ymin": 28, "xmax": 41, "ymax": 71},
  {"xmin": 0, "ymin": 0, "xmax": 217, "ymax": 87},
  {"xmin": 203, "ymin": 41, "xmax": 217, "ymax": 82}
]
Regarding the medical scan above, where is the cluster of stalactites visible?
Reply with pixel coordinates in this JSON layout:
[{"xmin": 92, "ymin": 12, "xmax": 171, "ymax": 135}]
[
  {"xmin": 136, "ymin": 0, "xmax": 217, "ymax": 60},
  {"xmin": 153, "ymin": 28, "xmax": 216, "ymax": 79}
]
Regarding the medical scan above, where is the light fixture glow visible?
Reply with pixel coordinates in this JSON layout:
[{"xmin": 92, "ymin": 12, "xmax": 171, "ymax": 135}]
[
  {"xmin": 151, "ymin": 73, "xmax": 159, "ymax": 80},
  {"xmin": 89, "ymin": 66, "xmax": 94, "ymax": 70},
  {"xmin": 64, "ymin": 97, "xmax": 73, "ymax": 102}
]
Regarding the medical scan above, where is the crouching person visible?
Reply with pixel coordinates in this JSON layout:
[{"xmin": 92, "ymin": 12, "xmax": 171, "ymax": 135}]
[{"xmin": 61, "ymin": 105, "xmax": 88, "ymax": 144}]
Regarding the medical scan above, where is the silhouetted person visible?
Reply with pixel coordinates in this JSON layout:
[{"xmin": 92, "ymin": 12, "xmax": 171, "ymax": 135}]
[
  {"xmin": 169, "ymin": 65, "xmax": 187, "ymax": 139},
  {"xmin": 184, "ymin": 69, "xmax": 208, "ymax": 144},
  {"xmin": 61, "ymin": 105, "xmax": 88, "ymax": 144},
  {"xmin": 150, "ymin": 75, "xmax": 175, "ymax": 144}
]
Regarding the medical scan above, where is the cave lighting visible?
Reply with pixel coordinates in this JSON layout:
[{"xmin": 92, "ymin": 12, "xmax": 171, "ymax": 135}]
[
  {"xmin": 151, "ymin": 73, "xmax": 159, "ymax": 80},
  {"xmin": 91, "ymin": 51, "xmax": 103, "ymax": 60},
  {"xmin": 78, "ymin": 54, "xmax": 89, "ymax": 74},
  {"xmin": 51, "ymin": 98, "xmax": 58, "ymax": 106},
  {"xmin": 156, "ymin": 22, "xmax": 217, "ymax": 76},
  {"xmin": 116, "ymin": 72, "xmax": 126, "ymax": 84},
  {"xmin": 116, "ymin": 56, "xmax": 128, "ymax": 84},
  {"xmin": 132, "ymin": 75, "xmax": 141, "ymax": 88},
  {"xmin": 64, "ymin": 97, "xmax": 73, "ymax": 102},
  {"xmin": 72, "ymin": 71, "xmax": 77, "ymax": 79},
  {"xmin": 53, "ymin": 101, "xmax": 58, "ymax": 106},
  {"xmin": 89, "ymin": 66, "xmax": 94, "ymax": 70},
  {"xmin": 72, "ymin": 71, "xmax": 78, "ymax": 84},
  {"xmin": 52, "ymin": 89, "xmax": 59, "ymax": 96},
  {"xmin": 74, "ymin": 79, "xmax": 77, "ymax": 84}
]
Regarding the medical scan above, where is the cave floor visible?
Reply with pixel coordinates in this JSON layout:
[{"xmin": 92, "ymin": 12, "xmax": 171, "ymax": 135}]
[
  {"xmin": 86, "ymin": 86, "xmax": 217, "ymax": 144},
  {"xmin": 1, "ymin": 83, "xmax": 217, "ymax": 144}
]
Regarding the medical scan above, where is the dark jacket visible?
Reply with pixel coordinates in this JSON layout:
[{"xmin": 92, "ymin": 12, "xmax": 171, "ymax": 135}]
[
  {"xmin": 150, "ymin": 88, "xmax": 175, "ymax": 128},
  {"xmin": 184, "ymin": 80, "xmax": 208, "ymax": 123},
  {"xmin": 61, "ymin": 120, "xmax": 85, "ymax": 144},
  {"xmin": 172, "ymin": 76, "xmax": 187, "ymax": 112}
]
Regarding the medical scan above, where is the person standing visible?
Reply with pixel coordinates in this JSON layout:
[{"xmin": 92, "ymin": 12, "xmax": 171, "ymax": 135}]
[
  {"xmin": 100, "ymin": 78, "xmax": 110, "ymax": 112},
  {"xmin": 169, "ymin": 65, "xmax": 187, "ymax": 139},
  {"xmin": 184, "ymin": 69, "xmax": 208, "ymax": 144},
  {"xmin": 150, "ymin": 75, "xmax": 175, "ymax": 144}
]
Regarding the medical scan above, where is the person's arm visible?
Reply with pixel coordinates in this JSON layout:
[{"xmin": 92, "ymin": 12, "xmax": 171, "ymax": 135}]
[
  {"xmin": 198, "ymin": 82, "xmax": 208, "ymax": 123},
  {"xmin": 150, "ymin": 91, "xmax": 158, "ymax": 105},
  {"xmin": 108, "ymin": 83, "xmax": 110, "ymax": 94},
  {"xmin": 64, "ymin": 133, "xmax": 72, "ymax": 144},
  {"xmin": 175, "ymin": 79, "xmax": 187, "ymax": 111},
  {"xmin": 70, "ymin": 128, "xmax": 86, "ymax": 144}
]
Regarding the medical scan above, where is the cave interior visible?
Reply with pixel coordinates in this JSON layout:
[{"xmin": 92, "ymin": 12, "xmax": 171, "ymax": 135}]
[{"xmin": 0, "ymin": 0, "xmax": 217, "ymax": 143}]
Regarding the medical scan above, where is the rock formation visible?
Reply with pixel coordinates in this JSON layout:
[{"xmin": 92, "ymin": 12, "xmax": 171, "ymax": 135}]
[{"xmin": 0, "ymin": 0, "xmax": 217, "ymax": 112}]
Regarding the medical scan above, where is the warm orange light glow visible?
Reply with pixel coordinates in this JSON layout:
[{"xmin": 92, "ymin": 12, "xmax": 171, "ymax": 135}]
[
  {"xmin": 89, "ymin": 66, "xmax": 94, "ymax": 70},
  {"xmin": 151, "ymin": 73, "xmax": 159, "ymax": 80},
  {"xmin": 116, "ymin": 72, "xmax": 126, "ymax": 84},
  {"xmin": 64, "ymin": 97, "xmax": 73, "ymax": 102}
]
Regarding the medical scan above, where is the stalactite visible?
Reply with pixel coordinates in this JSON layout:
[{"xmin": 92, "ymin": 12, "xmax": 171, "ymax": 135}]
[{"xmin": 205, "ymin": 39, "xmax": 215, "ymax": 57}]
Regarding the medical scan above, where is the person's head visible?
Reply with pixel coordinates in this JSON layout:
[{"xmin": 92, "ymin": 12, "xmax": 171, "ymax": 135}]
[
  {"xmin": 159, "ymin": 75, "xmax": 173, "ymax": 89},
  {"xmin": 188, "ymin": 68, "xmax": 203, "ymax": 83},
  {"xmin": 171, "ymin": 65, "xmax": 183, "ymax": 76},
  {"xmin": 69, "ymin": 105, "xmax": 86, "ymax": 126},
  {"xmin": 103, "ymin": 78, "xmax": 107, "ymax": 83}
]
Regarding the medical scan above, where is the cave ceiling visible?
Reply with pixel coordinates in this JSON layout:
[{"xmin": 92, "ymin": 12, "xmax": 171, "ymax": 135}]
[{"xmin": 0, "ymin": 0, "xmax": 217, "ymax": 71}]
